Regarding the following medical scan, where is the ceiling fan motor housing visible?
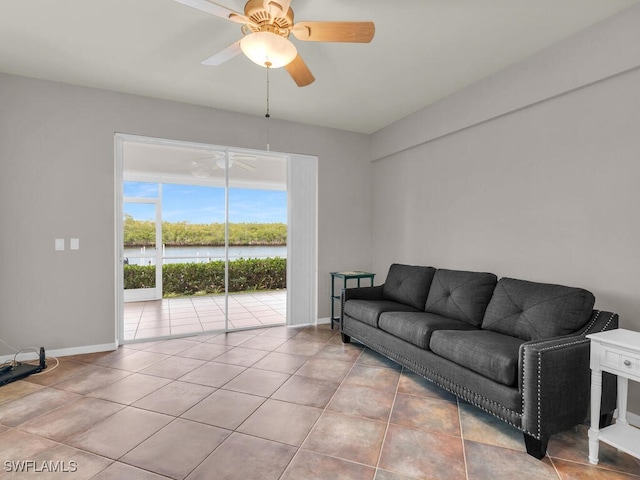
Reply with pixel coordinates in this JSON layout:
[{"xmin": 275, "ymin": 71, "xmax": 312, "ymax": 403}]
[{"xmin": 244, "ymin": 0, "xmax": 294, "ymax": 36}]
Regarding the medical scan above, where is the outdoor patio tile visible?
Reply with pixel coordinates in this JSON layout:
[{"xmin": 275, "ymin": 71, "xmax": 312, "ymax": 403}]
[
  {"xmin": 66, "ymin": 407, "xmax": 172, "ymax": 459},
  {"xmin": 87, "ymin": 373, "xmax": 170, "ymax": 405},
  {"xmin": 222, "ymin": 368, "xmax": 290, "ymax": 397},
  {"xmin": 121, "ymin": 418, "xmax": 230, "ymax": 479},
  {"xmin": 237, "ymin": 399, "xmax": 322, "ymax": 446},
  {"xmin": 137, "ymin": 320, "xmax": 171, "ymax": 329},
  {"xmin": 169, "ymin": 316, "xmax": 202, "ymax": 326},
  {"xmin": 302, "ymin": 411, "xmax": 387, "ymax": 466},
  {"xmin": 378, "ymin": 424, "xmax": 465, "ymax": 480},
  {"xmin": 133, "ymin": 380, "xmax": 214, "ymax": 416},
  {"xmin": 135, "ymin": 327, "xmax": 172, "ymax": 339},
  {"xmin": 182, "ymin": 389, "xmax": 265, "ymax": 430},
  {"xmin": 179, "ymin": 362, "xmax": 246, "ymax": 388},
  {"xmin": 186, "ymin": 432, "xmax": 296, "ymax": 480},
  {"xmin": 281, "ymin": 449, "xmax": 376, "ymax": 480},
  {"xmin": 171, "ymin": 324, "xmax": 204, "ymax": 335}
]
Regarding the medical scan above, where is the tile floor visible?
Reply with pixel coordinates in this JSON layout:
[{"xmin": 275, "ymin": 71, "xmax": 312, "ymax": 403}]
[
  {"xmin": 1, "ymin": 324, "xmax": 639, "ymax": 480},
  {"xmin": 124, "ymin": 291, "xmax": 286, "ymax": 341}
]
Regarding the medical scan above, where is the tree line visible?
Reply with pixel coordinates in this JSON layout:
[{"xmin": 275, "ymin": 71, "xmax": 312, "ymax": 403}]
[{"xmin": 123, "ymin": 216, "xmax": 287, "ymax": 247}]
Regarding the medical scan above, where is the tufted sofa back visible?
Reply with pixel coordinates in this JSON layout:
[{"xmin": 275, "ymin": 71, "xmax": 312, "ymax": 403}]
[
  {"xmin": 425, "ymin": 269, "xmax": 498, "ymax": 327},
  {"xmin": 382, "ymin": 264, "xmax": 436, "ymax": 310}
]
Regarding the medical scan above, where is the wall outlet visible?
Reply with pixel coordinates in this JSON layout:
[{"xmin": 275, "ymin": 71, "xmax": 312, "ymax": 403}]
[
  {"xmin": 70, "ymin": 238, "xmax": 79, "ymax": 250},
  {"xmin": 55, "ymin": 238, "xmax": 65, "ymax": 251}
]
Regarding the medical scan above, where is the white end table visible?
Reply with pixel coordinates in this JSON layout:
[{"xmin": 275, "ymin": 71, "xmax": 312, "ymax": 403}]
[{"xmin": 587, "ymin": 329, "xmax": 640, "ymax": 464}]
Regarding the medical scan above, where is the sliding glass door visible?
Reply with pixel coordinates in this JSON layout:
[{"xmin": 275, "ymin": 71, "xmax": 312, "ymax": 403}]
[{"xmin": 118, "ymin": 136, "xmax": 294, "ymax": 342}]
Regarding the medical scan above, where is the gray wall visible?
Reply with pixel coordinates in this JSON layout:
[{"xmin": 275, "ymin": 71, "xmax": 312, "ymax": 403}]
[
  {"xmin": 0, "ymin": 73, "xmax": 372, "ymax": 355},
  {"xmin": 370, "ymin": 5, "xmax": 640, "ymax": 412}
]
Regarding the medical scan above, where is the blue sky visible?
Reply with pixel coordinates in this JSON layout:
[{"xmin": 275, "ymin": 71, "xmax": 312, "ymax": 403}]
[{"xmin": 124, "ymin": 182, "xmax": 287, "ymax": 224}]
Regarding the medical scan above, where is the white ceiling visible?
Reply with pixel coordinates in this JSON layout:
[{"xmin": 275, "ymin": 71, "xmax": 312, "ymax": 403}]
[{"xmin": 1, "ymin": 0, "xmax": 638, "ymax": 134}]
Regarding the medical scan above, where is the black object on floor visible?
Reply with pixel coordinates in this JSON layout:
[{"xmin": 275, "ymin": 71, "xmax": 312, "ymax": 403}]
[{"xmin": 0, "ymin": 347, "xmax": 46, "ymax": 387}]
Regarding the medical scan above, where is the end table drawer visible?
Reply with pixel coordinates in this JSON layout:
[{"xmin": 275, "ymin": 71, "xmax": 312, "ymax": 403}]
[{"xmin": 602, "ymin": 348, "xmax": 640, "ymax": 375}]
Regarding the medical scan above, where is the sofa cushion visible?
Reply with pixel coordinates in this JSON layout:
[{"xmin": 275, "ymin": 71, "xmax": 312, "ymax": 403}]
[
  {"xmin": 481, "ymin": 278, "xmax": 595, "ymax": 341},
  {"xmin": 425, "ymin": 269, "xmax": 497, "ymax": 327},
  {"xmin": 378, "ymin": 312, "xmax": 478, "ymax": 349},
  {"xmin": 344, "ymin": 300, "xmax": 420, "ymax": 328},
  {"xmin": 382, "ymin": 264, "xmax": 437, "ymax": 310},
  {"xmin": 430, "ymin": 330, "xmax": 525, "ymax": 386}
]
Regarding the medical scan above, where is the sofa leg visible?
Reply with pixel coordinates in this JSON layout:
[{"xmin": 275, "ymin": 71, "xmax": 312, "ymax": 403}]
[
  {"xmin": 524, "ymin": 434, "xmax": 548, "ymax": 459},
  {"xmin": 341, "ymin": 333, "xmax": 351, "ymax": 344},
  {"xmin": 599, "ymin": 411, "xmax": 615, "ymax": 429}
]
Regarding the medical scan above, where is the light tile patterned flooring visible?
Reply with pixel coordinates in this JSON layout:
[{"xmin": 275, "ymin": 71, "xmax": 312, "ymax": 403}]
[
  {"xmin": 1, "ymin": 324, "xmax": 640, "ymax": 479},
  {"xmin": 124, "ymin": 291, "xmax": 286, "ymax": 341}
]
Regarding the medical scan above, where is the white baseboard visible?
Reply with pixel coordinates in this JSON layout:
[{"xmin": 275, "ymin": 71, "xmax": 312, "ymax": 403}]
[
  {"xmin": 625, "ymin": 411, "xmax": 640, "ymax": 428},
  {"xmin": 0, "ymin": 342, "xmax": 117, "ymax": 363}
]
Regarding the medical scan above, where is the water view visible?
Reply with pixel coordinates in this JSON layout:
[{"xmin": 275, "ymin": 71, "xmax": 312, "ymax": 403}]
[{"xmin": 124, "ymin": 245, "xmax": 287, "ymax": 265}]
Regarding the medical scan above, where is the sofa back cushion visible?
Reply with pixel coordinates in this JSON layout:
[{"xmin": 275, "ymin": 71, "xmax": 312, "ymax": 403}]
[
  {"xmin": 382, "ymin": 264, "xmax": 436, "ymax": 310},
  {"xmin": 424, "ymin": 269, "xmax": 498, "ymax": 327},
  {"xmin": 481, "ymin": 277, "xmax": 595, "ymax": 341}
]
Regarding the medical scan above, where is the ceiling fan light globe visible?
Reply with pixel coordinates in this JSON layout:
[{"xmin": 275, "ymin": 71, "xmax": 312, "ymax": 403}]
[{"xmin": 240, "ymin": 32, "xmax": 297, "ymax": 68}]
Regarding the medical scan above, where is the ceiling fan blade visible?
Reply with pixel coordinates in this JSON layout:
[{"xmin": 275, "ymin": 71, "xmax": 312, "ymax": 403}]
[
  {"xmin": 263, "ymin": 0, "xmax": 291, "ymax": 18},
  {"xmin": 173, "ymin": 0, "xmax": 253, "ymax": 25},
  {"xmin": 234, "ymin": 159, "xmax": 257, "ymax": 171},
  {"xmin": 292, "ymin": 21, "xmax": 375, "ymax": 43},
  {"xmin": 285, "ymin": 54, "xmax": 315, "ymax": 87},
  {"xmin": 201, "ymin": 40, "xmax": 242, "ymax": 66}
]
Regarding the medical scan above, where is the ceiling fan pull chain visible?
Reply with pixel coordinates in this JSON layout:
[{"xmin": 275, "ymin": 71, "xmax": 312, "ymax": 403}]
[{"xmin": 265, "ymin": 61, "xmax": 271, "ymax": 151}]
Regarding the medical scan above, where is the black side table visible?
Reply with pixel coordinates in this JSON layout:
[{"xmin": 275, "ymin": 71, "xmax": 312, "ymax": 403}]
[{"xmin": 330, "ymin": 271, "xmax": 375, "ymax": 329}]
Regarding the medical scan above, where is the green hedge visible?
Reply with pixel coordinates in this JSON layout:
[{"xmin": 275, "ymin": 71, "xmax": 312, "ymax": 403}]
[{"xmin": 124, "ymin": 257, "xmax": 286, "ymax": 296}]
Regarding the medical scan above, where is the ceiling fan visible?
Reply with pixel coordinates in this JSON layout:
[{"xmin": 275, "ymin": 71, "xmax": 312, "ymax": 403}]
[
  {"xmin": 174, "ymin": 0, "xmax": 375, "ymax": 87},
  {"xmin": 190, "ymin": 152, "xmax": 258, "ymax": 178}
]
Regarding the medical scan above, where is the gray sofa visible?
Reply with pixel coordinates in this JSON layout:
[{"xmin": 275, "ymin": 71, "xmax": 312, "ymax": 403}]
[{"xmin": 340, "ymin": 264, "xmax": 618, "ymax": 459}]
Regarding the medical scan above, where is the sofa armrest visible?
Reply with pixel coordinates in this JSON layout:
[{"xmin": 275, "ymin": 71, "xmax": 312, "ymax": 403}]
[
  {"xmin": 340, "ymin": 285, "xmax": 384, "ymax": 329},
  {"xmin": 342, "ymin": 284, "xmax": 384, "ymax": 302},
  {"xmin": 519, "ymin": 310, "xmax": 618, "ymax": 440}
]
